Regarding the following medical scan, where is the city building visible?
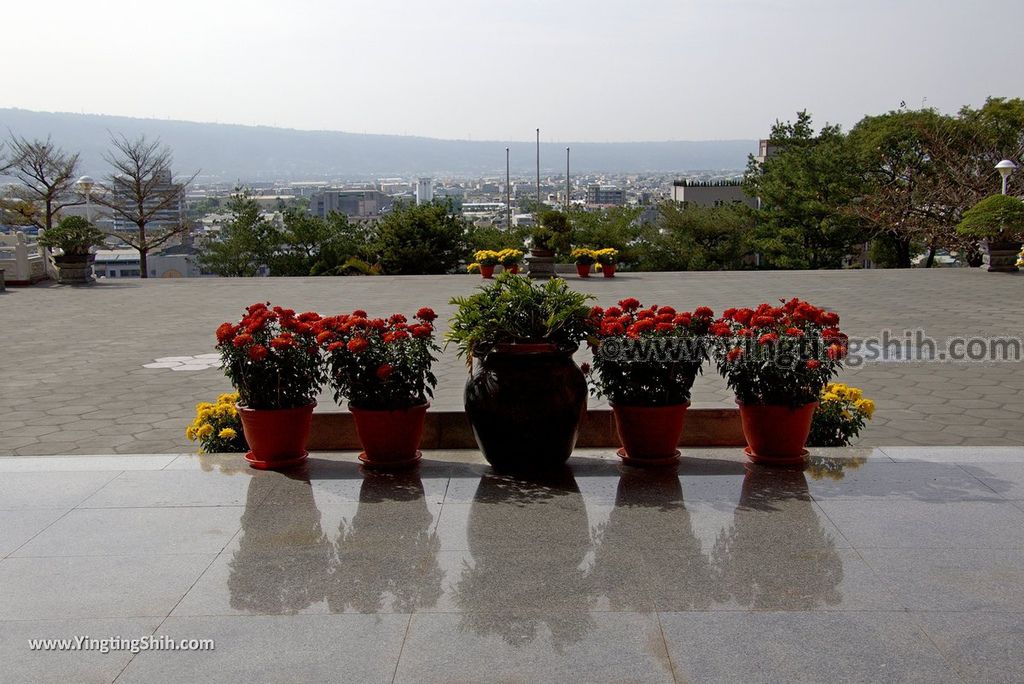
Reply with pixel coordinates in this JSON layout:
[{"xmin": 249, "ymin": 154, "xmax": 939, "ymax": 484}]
[
  {"xmin": 585, "ymin": 184, "xmax": 626, "ymax": 206},
  {"xmin": 307, "ymin": 189, "xmax": 393, "ymax": 220},
  {"xmin": 756, "ymin": 139, "xmax": 779, "ymax": 165},
  {"xmin": 416, "ymin": 178, "xmax": 433, "ymax": 205},
  {"xmin": 670, "ymin": 179, "xmax": 757, "ymax": 208}
]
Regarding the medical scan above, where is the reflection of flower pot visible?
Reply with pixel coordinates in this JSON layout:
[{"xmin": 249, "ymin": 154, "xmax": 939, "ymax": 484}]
[
  {"xmin": 601, "ymin": 263, "xmax": 616, "ymax": 278},
  {"xmin": 329, "ymin": 473, "xmax": 442, "ymax": 613},
  {"xmin": 480, "ymin": 264, "xmax": 496, "ymax": 279},
  {"xmin": 238, "ymin": 402, "xmax": 314, "ymax": 470},
  {"xmin": 465, "ymin": 344, "xmax": 587, "ymax": 470},
  {"xmin": 611, "ymin": 402, "xmax": 688, "ymax": 465},
  {"xmin": 53, "ymin": 253, "xmax": 95, "ymax": 284},
  {"xmin": 348, "ymin": 402, "xmax": 428, "ymax": 468},
  {"xmin": 709, "ymin": 466, "xmax": 842, "ymax": 610},
  {"xmin": 987, "ymin": 240, "xmax": 1022, "ymax": 273},
  {"xmin": 575, "ymin": 263, "xmax": 591, "ymax": 278},
  {"xmin": 505, "ymin": 264, "xmax": 520, "ymax": 275},
  {"xmin": 457, "ymin": 471, "xmax": 594, "ymax": 647},
  {"xmin": 737, "ymin": 401, "xmax": 817, "ymax": 465},
  {"xmin": 229, "ymin": 476, "xmax": 331, "ymax": 614}
]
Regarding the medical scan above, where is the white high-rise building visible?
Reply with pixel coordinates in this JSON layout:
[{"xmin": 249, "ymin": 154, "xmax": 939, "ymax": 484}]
[{"xmin": 415, "ymin": 178, "xmax": 433, "ymax": 205}]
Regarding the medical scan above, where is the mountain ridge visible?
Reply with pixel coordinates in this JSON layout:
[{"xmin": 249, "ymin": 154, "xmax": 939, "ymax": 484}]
[{"xmin": 0, "ymin": 108, "xmax": 757, "ymax": 181}]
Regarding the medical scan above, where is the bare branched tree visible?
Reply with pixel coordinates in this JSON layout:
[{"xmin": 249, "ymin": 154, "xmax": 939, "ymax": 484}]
[
  {"xmin": 0, "ymin": 135, "xmax": 81, "ymax": 231},
  {"xmin": 90, "ymin": 134, "xmax": 199, "ymax": 278}
]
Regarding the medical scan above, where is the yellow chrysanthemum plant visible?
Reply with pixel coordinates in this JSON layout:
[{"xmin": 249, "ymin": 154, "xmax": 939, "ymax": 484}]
[
  {"xmin": 570, "ymin": 248, "xmax": 596, "ymax": 266},
  {"xmin": 807, "ymin": 383, "xmax": 875, "ymax": 447},
  {"xmin": 593, "ymin": 248, "xmax": 619, "ymax": 266},
  {"xmin": 496, "ymin": 248, "xmax": 523, "ymax": 267},
  {"xmin": 186, "ymin": 392, "xmax": 249, "ymax": 453},
  {"xmin": 473, "ymin": 250, "xmax": 501, "ymax": 266}
]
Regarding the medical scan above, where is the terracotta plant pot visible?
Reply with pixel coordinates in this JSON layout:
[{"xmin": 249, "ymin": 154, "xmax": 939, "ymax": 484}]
[
  {"xmin": 601, "ymin": 263, "xmax": 616, "ymax": 278},
  {"xmin": 464, "ymin": 343, "xmax": 587, "ymax": 471},
  {"xmin": 238, "ymin": 402, "xmax": 315, "ymax": 470},
  {"xmin": 612, "ymin": 402, "xmax": 689, "ymax": 466},
  {"xmin": 348, "ymin": 402, "xmax": 428, "ymax": 468},
  {"xmin": 576, "ymin": 263, "xmax": 591, "ymax": 278},
  {"xmin": 737, "ymin": 400, "xmax": 818, "ymax": 466},
  {"xmin": 505, "ymin": 264, "xmax": 520, "ymax": 275},
  {"xmin": 480, "ymin": 264, "xmax": 496, "ymax": 279}
]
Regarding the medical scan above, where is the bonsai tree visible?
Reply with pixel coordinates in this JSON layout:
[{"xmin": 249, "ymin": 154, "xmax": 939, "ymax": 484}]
[
  {"xmin": 957, "ymin": 194, "xmax": 1024, "ymax": 243},
  {"xmin": 37, "ymin": 216, "xmax": 106, "ymax": 257},
  {"xmin": 531, "ymin": 210, "xmax": 573, "ymax": 256}
]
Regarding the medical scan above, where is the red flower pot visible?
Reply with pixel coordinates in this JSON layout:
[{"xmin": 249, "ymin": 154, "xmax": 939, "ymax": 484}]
[
  {"xmin": 576, "ymin": 263, "xmax": 591, "ymax": 278},
  {"xmin": 505, "ymin": 264, "xmax": 520, "ymax": 275},
  {"xmin": 602, "ymin": 263, "xmax": 616, "ymax": 278},
  {"xmin": 737, "ymin": 400, "xmax": 818, "ymax": 466},
  {"xmin": 612, "ymin": 402, "xmax": 688, "ymax": 466},
  {"xmin": 480, "ymin": 264, "xmax": 496, "ymax": 279},
  {"xmin": 238, "ymin": 402, "xmax": 315, "ymax": 470},
  {"xmin": 349, "ymin": 402, "xmax": 428, "ymax": 468}
]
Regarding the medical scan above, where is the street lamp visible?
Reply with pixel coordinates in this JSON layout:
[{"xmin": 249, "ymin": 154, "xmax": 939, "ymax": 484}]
[
  {"xmin": 76, "ymin": 175, "xmax": 95, "ymax": 222},
  {"xmin": 995, "ymin": 160, "xmax": 1016, "ymax": 195}
]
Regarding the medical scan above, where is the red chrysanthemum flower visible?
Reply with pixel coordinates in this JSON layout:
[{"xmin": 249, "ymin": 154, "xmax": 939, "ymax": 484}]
[
  {"xmin": 618, "ymin": 297, "xmax": 641, "ymax": 311},
  {"xmin": 270, "ymin": 335, "xmax": 294, "ymax": 349},
  {"xmin": 347, "ymin": 337, "xmax": 369, "ymax": 353},
  {"xmin": 232, "ymin": 333, "xmax": 253, "ymax": 348},
  {"xmin": 758, "ymin": 332, "xmax": 779, "ymax": 346},
  {"xmin": 248, "ymin": 344, "xmax": 268, "ymax": 361},
  {"xmin": 693, "ymin": 306, "xmax": 714, "ymax": 319},
  {"xmin": 726, "ymin": 348, "xmax": 744, "ymax": 362},
  {"xmin": 216, "ymin": 323, "xmax": 237, "ymax": 344},
  {"xmin": 316, "ymin": 331, "xmax": 333, "ymax": 345},
  {"xmin": 375, "ymin": 364, "xmax": 394, "ymax": 380},
  {"xmin": 806, "ymin": 359, "xmax": 821, "ymax": 370},
  {"xmin": 352, "ymin": 309, "xmax": 368, "ymax": 318},
  {"xmin": 326, "ymin": 341, "xmax": 345, "ymax": 352},
  {"xmin": 415, "ymin": 307, "xmax": 438, "ymax": 322}
]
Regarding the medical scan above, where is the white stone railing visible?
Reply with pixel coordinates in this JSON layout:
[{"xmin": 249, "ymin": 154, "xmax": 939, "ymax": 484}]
[{"xmin": 0, "ymin": 232, "xmax": 51, "ymax": 284}]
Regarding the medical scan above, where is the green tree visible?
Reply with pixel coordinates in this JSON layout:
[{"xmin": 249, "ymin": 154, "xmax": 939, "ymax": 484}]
[
  {"xmin": 743, "ymin": 111, "xmax": 869, "ymax": 268},
  {"xmin": 642, "ymin": 202, "xmax": 754, "ymax": 271},
  {"xmin": 569, "ymin": 206, "xmax": 646, "ymax": 266},
  {"xmin": 848, "ymin": 109, "xmax": 950, "ymax": 268},
  {"xmin": 371, "ymin": 199, "xmax": 468, "ymax": 275},
  {"xmin": 466, "ymin": 224, "xmax": 529, "ymax": 254},
  {"xmin": 268, "ymin": 209, "xmax": 373, "ymax": 276},
  {"xmin": 197, "ymin": 192, "xmax": 280, "ymax": 277}
]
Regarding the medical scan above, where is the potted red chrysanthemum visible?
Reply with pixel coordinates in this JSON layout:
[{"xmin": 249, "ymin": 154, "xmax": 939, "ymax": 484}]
[
  {"xmin": 319, "ymin": 307, "xmax": 439, "ymax": 468},
  {"xmin": 712, "ymin": 298, "xmax": 847, "ymax": 465},
  {"xmin": 215, "ymin": 303, "xmax": 325, "ymax": 470},
  {"xmin": 587, "ymin": 299, "xmax": 713, "ymax": 465}
]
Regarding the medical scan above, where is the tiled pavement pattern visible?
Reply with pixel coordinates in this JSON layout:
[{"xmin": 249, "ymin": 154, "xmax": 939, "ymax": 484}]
[
  {"xmin": 2, "ymin": 447, "xmax": 1024, "ymax": 682},
  {"xmin": 1, "ymin": 269, "xmax": 1022, "ymax": 456}
]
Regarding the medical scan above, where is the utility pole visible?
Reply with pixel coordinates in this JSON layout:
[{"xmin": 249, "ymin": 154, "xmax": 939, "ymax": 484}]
[
  {"xmin": 536, "ymin": 128, "xmax": 541, "ymax": 206},
  {"xmin": 506, "ymin": 147, "xmax": 511, "ymax": 229},
  {"xmin": 565, "ymin": 147, "xmax": 570, "ymax": 211}
]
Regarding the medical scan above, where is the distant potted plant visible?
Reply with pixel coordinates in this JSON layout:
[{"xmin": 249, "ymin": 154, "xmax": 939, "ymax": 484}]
[
  {"xmin": 957, "ymin": 194, "xmax": 1024, "ymax": 272},
  {"xmin": 808, "ymin": 383, "xmax": 875, "ymax": 447},
  {"xmin": 587, "ymin": 300, "xmax": 713, "ymax": 465},
  {"xmin": 498, "ymin": 248, "xmax": 523, "ymax": 274},
  {"xmin": 37, "ymin": 216, "xmax": 105, "ymax": 284},
  {"xmin": 215, "ymin": 303, "xmax": 325, "ymax": 470},
  {"xmin": 447, "ymin": 274, "xmax": 594, "ymax": 470},
  {"xmin": 712, "ymin": 299, "xmax": 847, "ymax": 465},
  {"xmin": 594, "ymin": 248, "xmax": 619, "ymax": 278},
  {"xmin": 531, "ymin": 210, "xmax": 572, "ymax": 257},
  {"xmin": 571, "ymin": 248, "xmax": 595, "ymax": 278},
  {"xmin": 473, "ymin": 250, "xmax": 500, "ymax": 278},
  {"xmin": 185, "ymin": 392, "xmax": 249, "ymax": 453},
  {"xmin": 319, "ymin": 307, "xmax": 439, "ymax": 468}
]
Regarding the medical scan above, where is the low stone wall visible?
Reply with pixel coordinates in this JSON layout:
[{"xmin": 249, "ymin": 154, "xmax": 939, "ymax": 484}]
[{"xmin": 307, "ymin": 407, "xmax": 745, "ymax": 451}]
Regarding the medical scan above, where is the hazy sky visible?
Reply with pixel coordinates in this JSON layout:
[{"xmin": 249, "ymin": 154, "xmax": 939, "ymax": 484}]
[{"xmin": 2, "ymin": 0, "xmax": 1021, "ymax": 142}]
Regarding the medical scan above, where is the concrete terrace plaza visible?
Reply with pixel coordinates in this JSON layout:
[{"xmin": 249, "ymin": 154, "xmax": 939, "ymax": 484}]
[
  {"xmin": 2, "ymin": 447, "xmax": 1024, "ymax": 682},
  {"xmin": 1, "ymin": 268, "xmax": 1023, "ymax": 457}
]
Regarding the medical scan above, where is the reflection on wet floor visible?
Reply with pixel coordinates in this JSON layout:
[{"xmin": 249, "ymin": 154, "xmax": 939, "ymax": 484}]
[{"xmin": 222, "ymin": 453, "xmax": 883, "ymax": 637}]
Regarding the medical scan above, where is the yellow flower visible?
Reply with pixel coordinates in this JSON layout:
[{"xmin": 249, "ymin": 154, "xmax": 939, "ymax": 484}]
[
  {"xmin": 855, "ymin": 398, "xmax": 875, "ymax": 419},
  {"xmin": 217, "ymin": 393, "xmax": 238, "ymax": 404},
  {"xmin": 196, "ymin": 424, "xmax": 214, "ymax": 439},
  {"xmin": 196, "ymin": 402, "xmax": 214, "ymax": 412},
  {"xmin": 218, "ymin": 427, "xmax": 237, "ymax": 440},
  {"xmin": 467, "ymin": 262, "xmax": 481, "ymax": 273},
  {"xmin": 821, "ymin": 392, "xmax": 841, "ymax": 403},
  {"xmin": 185, "ymin": 425, "xmax": 197, "ymax": 440}
]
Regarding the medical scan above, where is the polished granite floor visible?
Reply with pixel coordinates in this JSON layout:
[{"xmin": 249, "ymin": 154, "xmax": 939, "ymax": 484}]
[{"xmin": 2, "ymin": 447, "xmax": 1024, "ymax": 683}]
